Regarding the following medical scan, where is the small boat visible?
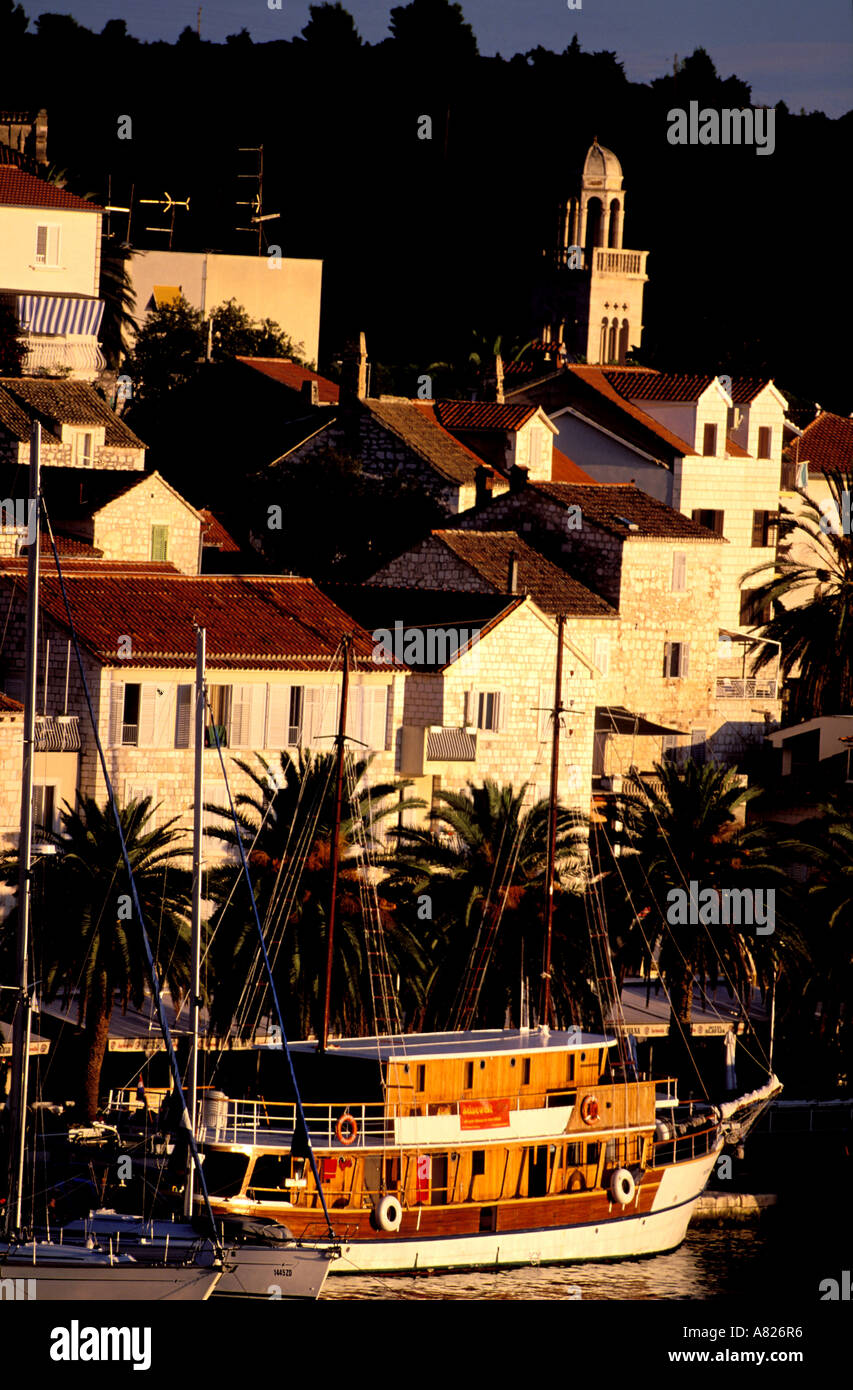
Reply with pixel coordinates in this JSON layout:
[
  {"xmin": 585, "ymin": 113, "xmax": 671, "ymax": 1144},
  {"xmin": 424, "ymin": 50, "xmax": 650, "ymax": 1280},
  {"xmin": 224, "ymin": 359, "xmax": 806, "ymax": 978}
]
[{"xmin": 0, "ymin": 1238, "xmax": 221, "ymax": 1300}]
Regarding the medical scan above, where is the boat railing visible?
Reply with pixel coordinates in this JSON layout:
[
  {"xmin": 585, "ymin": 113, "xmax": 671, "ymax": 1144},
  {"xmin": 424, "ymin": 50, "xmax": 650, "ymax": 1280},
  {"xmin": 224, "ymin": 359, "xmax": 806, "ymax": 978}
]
[
  {"xmin": 653, "ymin": 1122, "xmax": 718, "ymax": 1167},
  {"xmin": 198, "ymin": 1097, "xmax": 393, "ymax": 1148}
]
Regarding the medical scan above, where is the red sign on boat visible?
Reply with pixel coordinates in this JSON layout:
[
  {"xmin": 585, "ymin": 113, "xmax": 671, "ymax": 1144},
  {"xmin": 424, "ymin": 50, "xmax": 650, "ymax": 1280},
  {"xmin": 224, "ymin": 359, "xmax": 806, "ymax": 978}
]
[{"xmin": 459, "ymin": 1098, "xmax": 511, "ymax": 1130}]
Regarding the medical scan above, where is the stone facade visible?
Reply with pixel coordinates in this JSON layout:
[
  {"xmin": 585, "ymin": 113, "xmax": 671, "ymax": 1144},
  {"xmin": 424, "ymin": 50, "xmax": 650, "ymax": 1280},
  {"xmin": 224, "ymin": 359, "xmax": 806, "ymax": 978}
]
[
  {"xmin": 86, "ymin": 474, "xmax": 201, "ymax": 573},
  {"xmin": 0, "ymin": 435, "xmax": 145, "ymax": 473}
]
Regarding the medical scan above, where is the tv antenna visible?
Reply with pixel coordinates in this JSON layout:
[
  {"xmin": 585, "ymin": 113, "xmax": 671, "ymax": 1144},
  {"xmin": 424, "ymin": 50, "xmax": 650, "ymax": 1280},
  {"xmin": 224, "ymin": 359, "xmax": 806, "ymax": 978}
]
[
  {"xmin": 236, "ymin": 145, "xmax": 280, "ymax": 255},
  {"xmin": 139, "ymin": 191, "xmax": 191, "ymax": 249}
]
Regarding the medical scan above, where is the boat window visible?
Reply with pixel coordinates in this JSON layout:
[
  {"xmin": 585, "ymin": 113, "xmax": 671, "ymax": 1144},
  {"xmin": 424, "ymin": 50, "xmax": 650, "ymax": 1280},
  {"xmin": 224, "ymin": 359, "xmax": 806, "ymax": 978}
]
[
  {"xmin": 586, "ymin": 1143, "xmax": 600, "ymax": 1167},
  {"xmin": 416, "ymin": 1064, "xmax": 426, "ymax": 1091},
  {"xmin": 565, "ymin": 1142, "xmax": 582, "ymax": 1167},
  {"xmin": 522, "ymin": 1058, "xmax": 531, "ymax": 1086},
  {"xmin": 464, "ymin": 1062, "xmax": 474, "ymax": 1089},
  {"xmin": 250, "ymin": 1153, "xmax": 295, "ymax": 1193},
  {"xmin": 199, "ymin": 1151, "xmax": 250, "ymax": 1198},
  {"xmin": 471, "ymin": 1151, "xmax": 486, "ymax": 1177}
]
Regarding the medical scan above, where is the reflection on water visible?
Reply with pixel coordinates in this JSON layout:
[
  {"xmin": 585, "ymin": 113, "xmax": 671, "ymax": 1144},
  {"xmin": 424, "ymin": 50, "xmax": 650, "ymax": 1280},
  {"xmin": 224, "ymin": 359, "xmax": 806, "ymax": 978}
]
[{"xmin": 321, "ymin": 1227, "xmax": 777, "ymax": 1301}]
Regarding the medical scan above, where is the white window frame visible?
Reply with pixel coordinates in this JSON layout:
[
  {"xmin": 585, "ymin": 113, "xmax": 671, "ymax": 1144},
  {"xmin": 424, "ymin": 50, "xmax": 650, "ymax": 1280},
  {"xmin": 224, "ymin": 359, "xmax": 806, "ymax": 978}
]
[
  {"xmin": 72, "ymin": 430, "xmax": 95, "ymax": 467},
  {"xmin": 663, "ymin": 641, "xmax": 690, "ymax": 679},
  {"xmin": 592, "ymin": 636, "xmax": 611, "ymax": 677},
  {"xmin": 32, "ymin": 782, "xmax": 58, "ymax": 835},
  {"xmin": 35, "ymin": 223, "xmax": 61, "ymax": 267}
]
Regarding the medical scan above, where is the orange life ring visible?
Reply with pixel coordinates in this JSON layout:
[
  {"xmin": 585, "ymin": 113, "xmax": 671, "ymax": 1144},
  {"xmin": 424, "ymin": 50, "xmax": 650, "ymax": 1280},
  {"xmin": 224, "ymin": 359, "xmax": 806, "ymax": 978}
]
[
  {"xmin": 580, "ymin": 1095, "xmax": 599, "ymax": 1126},
  {"xmin": 336, "ymin": 1111, "xmax": 359, "ymax": 1146}
]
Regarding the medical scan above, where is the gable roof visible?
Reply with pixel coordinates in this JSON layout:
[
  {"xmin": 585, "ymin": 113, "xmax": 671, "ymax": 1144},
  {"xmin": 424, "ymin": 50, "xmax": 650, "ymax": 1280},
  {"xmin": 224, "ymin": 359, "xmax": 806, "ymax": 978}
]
[
  {"xmin": 435, "ymin": 400, "xmax": 537, "ymax": 432},
  {"xmin": 0, "ymin": 572, "xmax": 388, "ymax": 671},
  {"xmin": 0, "ymin": 380, "xmax": 144, "ymax": 449},
  {"xmin": 530, "ymin": 482, "xmax": 726, "ymax": 541},
  {"xmin": 604, "ymin": 370, "xmax": 716, "ymax": 403},
  {"xmin": 199, "ymin": 509, "xmax": 241, "ymax": 552},
  {"xmin": 8, "ymin": 467, "xmax": 194, "ymax": 522},
  {"xmin": 432, "ymin": 530, "xmax": 616, "ymax": 617},
  {"xmin": 0, "ymin": 165, "xmax": 102, "ymax": 212},
  {"xmin": 783, "ymin": 411, "xmax": 853, "ymax": 477},
  {"xmin": 551, "ymin": 446, "xmax": 599, "ymax": 484},
  {"xmin": 236, "ymin": 357, "xmax": 339, "ymax": 405},
  {"xmin": 364, "ymin": 399, "xmax": 488, "ymax": 486},
  {"xmin": 507, "ymin": 367, "xmax": 696, "ymax": 460}
]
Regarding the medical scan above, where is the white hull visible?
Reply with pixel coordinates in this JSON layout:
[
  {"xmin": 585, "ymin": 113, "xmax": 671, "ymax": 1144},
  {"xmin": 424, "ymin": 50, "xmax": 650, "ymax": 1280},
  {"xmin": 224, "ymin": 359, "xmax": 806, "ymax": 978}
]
[
  {"xmin": 0, "ymin": 1244, "xmax": 221, "ymax": 1300},
  {"xmin": 323, "ymin": 1147, "xmax": 721, "ymax": 1276}
]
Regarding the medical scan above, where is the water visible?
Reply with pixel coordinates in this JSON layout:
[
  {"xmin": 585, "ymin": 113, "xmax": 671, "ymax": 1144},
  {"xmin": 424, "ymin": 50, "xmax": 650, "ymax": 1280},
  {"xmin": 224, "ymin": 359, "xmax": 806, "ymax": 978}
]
[{"xmin": 321, "ymin": 1227, "xmax": 772, "ymax": 1300}]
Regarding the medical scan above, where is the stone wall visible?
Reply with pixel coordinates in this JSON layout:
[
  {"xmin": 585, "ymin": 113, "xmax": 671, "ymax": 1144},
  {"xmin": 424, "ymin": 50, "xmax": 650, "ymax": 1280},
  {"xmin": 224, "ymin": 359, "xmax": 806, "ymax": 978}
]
[
  {"xmin": 89, "ymin": 476, "xmax": 202, "ymax": 573},
  {"xmin": 0, "ymin": 438, "xmax": 145, "ymax": 472}
]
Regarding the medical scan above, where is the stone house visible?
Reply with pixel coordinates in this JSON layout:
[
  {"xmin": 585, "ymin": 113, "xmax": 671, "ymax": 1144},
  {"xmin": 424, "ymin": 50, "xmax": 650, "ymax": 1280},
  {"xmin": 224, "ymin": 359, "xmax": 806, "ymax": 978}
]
[
  {"xmin": 0, "ymin": 164, "xmax": 105, "ymax": 380},
  {"xmin": 506, "ymin": 366, "xmax": 787, "ymax": 633},
  {"xmin": 0, "ymin": 562, "xmax": 402, "ymax": 860},
  {"xmin": 0, "ymin": 378, "xmax": 146, "ymax": 472},
  {"xmin": 447, "ymin": 478, "xmax": 782, "ymax": 772},
  {"xmin": 321, "ymin": 583, "xmax": 597, "ymax": 824}
]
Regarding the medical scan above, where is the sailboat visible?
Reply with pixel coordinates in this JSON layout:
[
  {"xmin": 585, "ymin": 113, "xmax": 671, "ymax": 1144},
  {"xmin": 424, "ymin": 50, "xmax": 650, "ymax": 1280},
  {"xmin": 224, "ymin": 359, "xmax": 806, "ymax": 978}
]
[
  {"xmin": 61, "ymin": 627, "xmax": 338, "ymax": 1298},
  {"xmin": 189, "ymin": 616, "xmax": 781, "ymax": 1275},
  {"xmin": 1, "ymin": 424, "xmax": 222, "ymax": 1300}
]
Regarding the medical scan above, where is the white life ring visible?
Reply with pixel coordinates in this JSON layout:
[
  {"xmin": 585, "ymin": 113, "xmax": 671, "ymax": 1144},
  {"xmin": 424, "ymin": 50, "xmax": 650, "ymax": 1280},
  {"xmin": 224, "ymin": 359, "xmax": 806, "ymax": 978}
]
[
  {"xmin": 375, "ymin": 1194, "xmax": 403, "ymax": 1232},
  {"xmin": 609, "ymin": 1168, "xmax": 636, "ymax": 1206}
]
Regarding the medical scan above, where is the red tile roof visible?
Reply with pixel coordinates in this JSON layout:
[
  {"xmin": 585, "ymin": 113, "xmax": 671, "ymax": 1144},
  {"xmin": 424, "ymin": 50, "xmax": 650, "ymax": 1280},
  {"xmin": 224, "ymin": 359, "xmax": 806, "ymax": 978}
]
[
  {"xmin": 0, "ymin": 691, "xmax": 23, "ymax": 713},
  {"xmin": 435, "ymin": 400, "xmax": 536, "ymax": 432},
  {"xmin": 433, "ymin": 530, "xmax": 616, "ymax": 617},
  {"xmin": 236, "ymin": 357, "xmax": 339, "ymax": 405},
  {"xmin": 365, "ymin": 400, "xmax": 489, "ymax": 486},
  {"xmin": 783, "ymin": 411, "xmax": 853, "ymax": 476},
  {"xmin": 604, "ymin": 370, "xmax": 715, "ymax": 403},
  {"xmin": 199, "ymin": 509, "xmax": 241, "ymax": 553},
  {"xmin": 0, "ymin": 572, "xmax": 391, "ymax": 671},
  {"xmin": 565, "ymin": 367, "xmax": 696, "ymax": 455},
  {"xmin": 0, "ymin": 379, "xmax": 144, "ymax": 449},
  {"xmin": 530, "ymin": 482, "xmax": 726, "ymax": 541},
  {"xmin": 0, "ymin": 166, "xmax": 102, "ymax": 212},
  {"xmin": 551, "ymin": 446, "xmax": 598, "ymax": 484}
]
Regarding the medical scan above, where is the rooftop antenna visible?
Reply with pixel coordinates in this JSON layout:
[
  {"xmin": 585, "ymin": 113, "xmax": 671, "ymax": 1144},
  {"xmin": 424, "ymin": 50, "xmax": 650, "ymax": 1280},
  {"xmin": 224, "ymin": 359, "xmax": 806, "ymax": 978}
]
[
  {"xmin": 103, "ymin": 173, "xmax": 132, "ymax": 243},
  {"xmin": 236, "ymin": 146, "xmax": 280, "ymax": 255},
  {"xmin": 139, "ymin": 191, "xmax": 190, "ymax": 249}
]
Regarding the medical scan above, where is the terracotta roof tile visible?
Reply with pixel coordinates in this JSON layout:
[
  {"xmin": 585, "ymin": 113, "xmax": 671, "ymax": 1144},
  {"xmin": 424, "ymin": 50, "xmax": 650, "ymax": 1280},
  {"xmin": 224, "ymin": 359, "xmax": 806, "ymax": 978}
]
[
  {"xmin": 530, "ymin": 482, "xmax": 726, "ymax": 541},
  {"xmin": 783, "ymin": 411, "xmax": 853, "ymax": 476},
  {"xmin": 604, "ymin": 370, "xmax": 715, "ymax": 403},
  {"xmin": 199, "ymin": 509, "xmax": 241, "ymax": 552},
  {"xmin": 433, "ymin": 530, "xmax": 616, "ymax": 617},
  {"xmin": 435, "ymin": 400, "xmax": 536, "ymax": 432},
  {"xmin": 0, "ymin": 691, "xmax": 23, "ymax": 712},
  {"xmin": 563, "ymin": 367, "xmax": 696, "ymax": 455},
  {"xmin": 0, "ymin": 572, "xmax": 388, "ymax": 671},
  {"xmin": 0, "ymin": 166, "xmax": 102, "ymax": 212},
  {"xmin": 0, "ymin": 380, "xmax": 144, "ymax": 450},
  {"xmin": 551, "ymin": 446, "xmax": 598, "ymax": 484},
  {"xmin": 236, "ymin": 357, "xmax": 339, "ymax": 405},
  {"xmin": 364, "ymin": 399, "xmax": 488, "ymax": 486}
]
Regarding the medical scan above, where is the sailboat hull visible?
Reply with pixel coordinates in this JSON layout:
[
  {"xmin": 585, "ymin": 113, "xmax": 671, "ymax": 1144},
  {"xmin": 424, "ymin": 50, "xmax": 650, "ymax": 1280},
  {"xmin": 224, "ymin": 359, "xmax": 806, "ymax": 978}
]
[{"xmin": 0, "ymin": 1245, "xmax": 221, "ymax": 1300}]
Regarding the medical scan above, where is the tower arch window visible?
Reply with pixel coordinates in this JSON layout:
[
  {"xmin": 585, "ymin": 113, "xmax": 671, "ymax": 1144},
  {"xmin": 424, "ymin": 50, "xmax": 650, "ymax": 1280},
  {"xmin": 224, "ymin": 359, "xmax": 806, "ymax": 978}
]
[
  {"xmin": 608, "ymin": 317, "xmax": 618, "ymax": 362},
  {"xmin": 618, "ymin": 318, "xmax": 630, "ymax": 364},
  {"xmin": 599, "ymin": 318, "xmax": 608, "ymax": 362},
  {"xmin": 584, "ymin": 197, "xmax": 604, "ymax": 256},
  {"xmin": 608, "ymin": 199, "xmax": 621, "ymax": 248}
]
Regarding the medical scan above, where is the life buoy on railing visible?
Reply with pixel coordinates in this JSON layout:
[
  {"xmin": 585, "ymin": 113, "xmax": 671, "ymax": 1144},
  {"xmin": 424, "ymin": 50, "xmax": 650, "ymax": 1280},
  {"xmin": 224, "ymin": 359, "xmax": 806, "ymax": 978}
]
[
  {"xmin": 375, "ymin": 1194, "xmax": 403, "ymax": 1232},
  {"xmin": 335, "ymin": 1111, "xmax": 359, "ymax": 1146},
  {"xmin": 609, "ymin": 1168, "xmax": 636, "ymax": 1206},
  {"xmin": 580, "ymin": 1095, "xmax": 600, "ymax": 1126}
]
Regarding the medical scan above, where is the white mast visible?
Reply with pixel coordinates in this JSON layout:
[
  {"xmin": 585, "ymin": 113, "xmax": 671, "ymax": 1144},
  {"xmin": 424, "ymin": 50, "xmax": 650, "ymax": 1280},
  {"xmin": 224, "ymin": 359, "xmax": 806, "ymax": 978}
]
[
  {"xmin": 5, "ymin": 423, "xmax": 40, "ymax": 1237},
  {"xmin": 183, "ymin": 625, "xmax": 206, "ymax": 1217}
]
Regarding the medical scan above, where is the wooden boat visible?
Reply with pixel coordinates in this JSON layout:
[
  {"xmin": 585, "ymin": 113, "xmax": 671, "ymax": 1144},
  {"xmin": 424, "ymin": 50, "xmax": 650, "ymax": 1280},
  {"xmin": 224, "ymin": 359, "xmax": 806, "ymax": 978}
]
[
  {"xmin": 194, "ymin": 1027, "xmax": 724, "ymax": 1274},
  {"xmin": 187, "ymin": 619, "xmax": 778, "ymax": 1275}
]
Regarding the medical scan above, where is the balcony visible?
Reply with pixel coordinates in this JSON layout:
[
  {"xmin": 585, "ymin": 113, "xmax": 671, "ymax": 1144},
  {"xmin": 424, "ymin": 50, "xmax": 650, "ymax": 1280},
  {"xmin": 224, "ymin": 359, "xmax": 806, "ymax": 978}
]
[
  {"xmin": 34, "ymin": 714, "xmax": 81, "ymax": 753},
  {"xmin": 716, "ymin": 677, "xmax": 778, "ymax": 701},
  {"xmin": 400, "ymin": 725, "xmax": 477, "ymax": 777},
  {"xmin": 592, "ymin": 248, "xmax": 648, "ymax": 278}
]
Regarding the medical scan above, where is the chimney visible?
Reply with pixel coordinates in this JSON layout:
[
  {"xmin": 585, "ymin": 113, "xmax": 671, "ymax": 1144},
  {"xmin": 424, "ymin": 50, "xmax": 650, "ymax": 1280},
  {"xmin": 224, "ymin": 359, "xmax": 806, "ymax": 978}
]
[
  {"xmin": 507, "ymin": 549, "xmax": 519, "ymax": 594},
  {"xmin": 483, "ymin": 352, "xmax": 505, "ymax": 404},
  {"xmin": 509, "ymin": 464, "xmax": 529, "ymax": 494},
  {"xmin": 301, "ymin": 378, "xmax": 320, "ymax": 406},
  {"xmin": 340, "ymin": 332, "xmax": 368, "ymax": 404},
  {"xmin": 474, "ymin": 465, "xmax": 493, "ymax": 510}
]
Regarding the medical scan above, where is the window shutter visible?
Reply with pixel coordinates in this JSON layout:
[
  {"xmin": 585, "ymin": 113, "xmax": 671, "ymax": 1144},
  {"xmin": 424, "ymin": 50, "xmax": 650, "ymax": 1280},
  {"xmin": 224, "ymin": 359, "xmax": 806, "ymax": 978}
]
[
  {"xmin": 663, "ymin": 642, "xmax": 672, "ymax": 678},
  {"xmin": 267, "ymin": 684, "xmax": 290, "ymax": 748},
  {"xmin": 288, "ymin": 687, "xmax": 303, "ymax": 745},
  {"xmin": 681, "ymin": 643, "xmax": 690, "ymax": 678},
  {"xmin": 752, "ymin": 511, "xmax": 766, "ymax": 547},
  {"xmin": 363, "ymin": 687, "xmax": 388, "ymax": 750},
  {"xmin": 593, "ymin": 638, "xmax": 610, "ymax": 677},
  {"xmin": 151, "ymin": 525, "xmax": 169, "ymax": 562},
  {"xmin": 138, "ymin": 684, "xmax": 157, "ymax": 746},
  {"xmin": 495, "ymin": 691, "xmax": 507, "ymax": 731},
  {"xmin": 248, "ymin": 686, "xmax": 266, "ymax": 748},
  {"xmin": 110, "ymin": 680, "xmax": 124, "ymax": 745},
  {"xmin": 48, "ymin": 226, "xmax": 60, "ymax": 265},
  {"xmin": 346, "ymin": 685, "xmax": 364, "ymax": 743},
  {"xmin": 304, "ymin": 685, "xmax": 338, "ymax": 747},
  {"xmin": 36, "ymin": 225, "xmax": 48, "ymax": 262},
  {"xmin": 175, "ymin": 684, "xmax": 192, "ymax": 748},
  {"xmin": 672, "ymin": 552, "xmax": 686, "ymax": 591},
  {"xmin": 464, "ymin": 688, "xmax": 475, "ymax": 727}
]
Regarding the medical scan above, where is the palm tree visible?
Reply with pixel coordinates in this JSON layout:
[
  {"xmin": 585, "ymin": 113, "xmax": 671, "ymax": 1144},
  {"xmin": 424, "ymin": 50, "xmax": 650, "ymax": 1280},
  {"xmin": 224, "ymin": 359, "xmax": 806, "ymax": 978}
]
[
  {"xmin": 99, "ymin": 242, "xmax": 138, "ymax": 370},
  {"xmin": 0, "ymin": 796, "xmax": 192, "ymax": 1121},
  {"xmin": 382, "ymin": 779, "xmax": 592, "ymax": 1030},
  {"xmin": 742, "ymin": 469, "xmax": 853, "ymax": 719},
  {"xmin": 606, "ymin": 759, "xmax": 791, "ymax": 1083},
  {"xmin": 204, "ymin": 749, "xmax": 427, "ymax": 1039}
]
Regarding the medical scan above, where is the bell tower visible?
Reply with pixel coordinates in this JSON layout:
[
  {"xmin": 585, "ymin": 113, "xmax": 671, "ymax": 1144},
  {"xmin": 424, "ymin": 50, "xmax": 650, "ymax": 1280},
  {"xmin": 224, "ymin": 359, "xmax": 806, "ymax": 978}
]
[{"xmin": 549, "ymin": 139, "xmax": 649, "ymax": 364}]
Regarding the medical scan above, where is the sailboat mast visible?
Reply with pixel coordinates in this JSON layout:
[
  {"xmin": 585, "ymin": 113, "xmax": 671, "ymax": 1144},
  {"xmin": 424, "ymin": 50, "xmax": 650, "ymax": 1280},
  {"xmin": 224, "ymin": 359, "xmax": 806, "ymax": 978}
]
[
  {"xmin": 184, "ymin": 624, "xmax": 206, "ymax": 1218},
  {"xmin": 321, "ymin": 634, "xmax": 351, "ymax": 1052},
  {"xmin": 539, "ymin": 613, "xmax": 566, "ymax": 1029},
  {"xmin": 5, "ymin": 423, "xmax": 40, "ymax": 1237}
]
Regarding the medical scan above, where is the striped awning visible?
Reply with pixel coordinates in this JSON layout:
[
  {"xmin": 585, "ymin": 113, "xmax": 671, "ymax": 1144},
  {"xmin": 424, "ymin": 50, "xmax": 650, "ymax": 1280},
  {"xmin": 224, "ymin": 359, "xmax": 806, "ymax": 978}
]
[
  {"xmin": 426, "ymin": 727, "xmax": 477, "ymax": 762},
  {"xmin": 16, "ymin": 294, "xmax": 105, "ymax": 336}
]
